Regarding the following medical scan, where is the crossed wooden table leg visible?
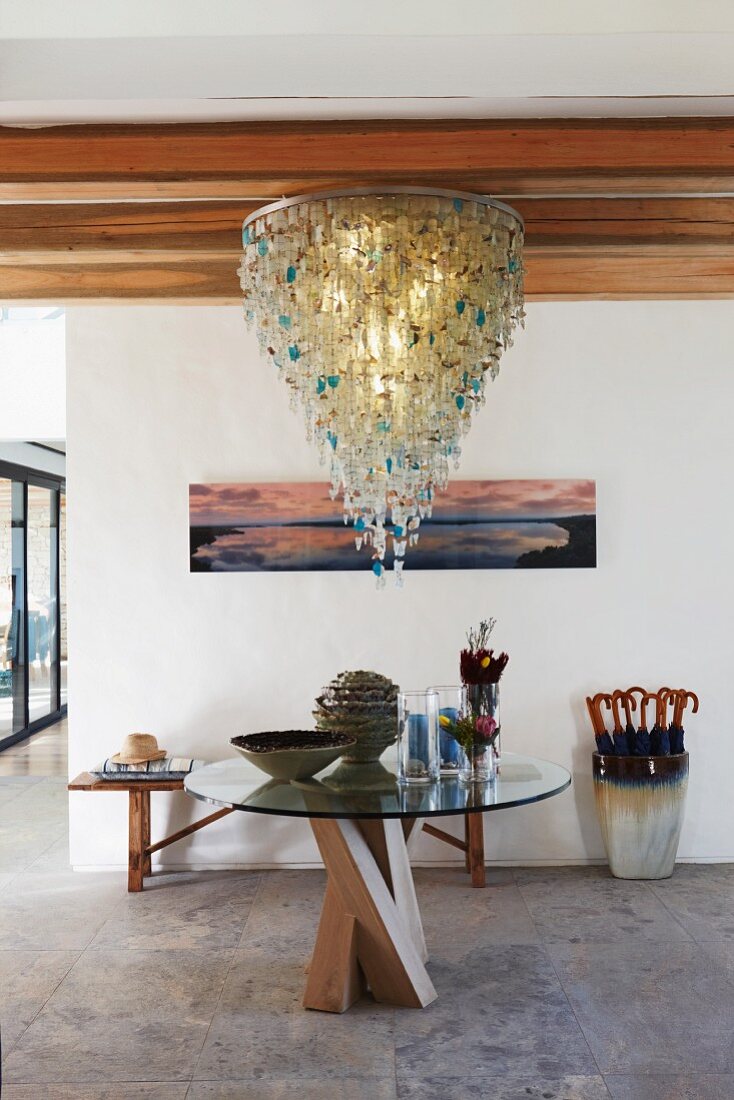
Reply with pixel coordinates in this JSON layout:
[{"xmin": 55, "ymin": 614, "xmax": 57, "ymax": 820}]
[{"xmin": 304, "ymin": 816, "xmax": 437, "ymax": 1013}]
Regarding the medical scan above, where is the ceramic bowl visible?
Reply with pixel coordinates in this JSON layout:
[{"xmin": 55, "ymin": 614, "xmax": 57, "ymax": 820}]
[{"xmin": 230, "ymin": 730, "xmax": 356, "ymax": 781}]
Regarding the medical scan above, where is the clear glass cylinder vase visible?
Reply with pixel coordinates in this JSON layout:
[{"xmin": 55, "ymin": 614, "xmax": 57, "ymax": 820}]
[
  {"xmin": 428, "ymin": 684, "xmax": 468, "ymax": 775},
  {"xmin": 458, "ymin": 741, "xmax": 496, "ymax": 785},
  {"xmin": 397, "ymin": 690, "xmax": 440, "ymax": 784},
  {"xmin": 465, "ymin": 681, "xmax": 501, "ymax": 764}
]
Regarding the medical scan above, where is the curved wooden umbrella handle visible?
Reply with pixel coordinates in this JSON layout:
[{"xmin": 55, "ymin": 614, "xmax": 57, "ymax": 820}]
[
  {"xmin": 594, "ymin": 693, "xmax": 613, "ymax": 733},
  {"xmin": 614, "ymin": 689, "xmax": 635, "ymax": 727},
  {"xmin": 656, "ymin": 687, "xmax": 671, "ymax": 728},
  {"xmin": 626, "ymin": 686, "xmax": 647, "ymax": 710},
  {"xmin": 608, "ymin": 693, "xmax": 624, "ymax": 734},
  {"xmin": 684, "ymin": 690, "xmax": 700, "ymax": 714},
  {"xmin": 658, "ymin": 689, "xmax": 676, "ymax": 729},
  {"xmin": 639, "ymin": 693, "xmax": 656, "ymax": 731},
  {"xmin": 586, "ymin": 696, "xmax": 602, "ymax": 736},
  {"xmin": 675, "ymin": 690, "xmax": 699, "ymax": 725}
]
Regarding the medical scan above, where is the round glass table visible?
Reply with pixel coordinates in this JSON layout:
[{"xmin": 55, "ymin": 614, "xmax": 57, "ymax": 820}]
[{"xmin": 185, "ymin": 752, "xmax": 570, "ymax": 1014}]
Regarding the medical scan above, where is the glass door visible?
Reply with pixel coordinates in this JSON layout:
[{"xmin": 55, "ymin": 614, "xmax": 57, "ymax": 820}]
[
  {"xmin": 0, "ymin": 477, "xmax": 26, "ymax": 740},
  {"xmin": 27, "ymin": 484, "xmax": 58, "ymax": 725},
  {"xmin": 0, "ymin": 462, "xmax": 66, "ymax": 751}
]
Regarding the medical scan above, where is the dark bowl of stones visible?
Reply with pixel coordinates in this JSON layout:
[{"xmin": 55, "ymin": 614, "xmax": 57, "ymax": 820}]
[{"xmin": 230, "ymin": 731, "xmax": 357, "ymax": 781}]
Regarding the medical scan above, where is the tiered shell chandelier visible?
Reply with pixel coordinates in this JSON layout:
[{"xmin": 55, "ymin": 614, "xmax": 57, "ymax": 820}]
[{"xmin": 238, "ymin": 187, "xmax": 525, "ymax": 586}]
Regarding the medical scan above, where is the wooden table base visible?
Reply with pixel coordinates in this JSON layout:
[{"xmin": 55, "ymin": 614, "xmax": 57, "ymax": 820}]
[
  {"xmin": 419, "ymin": 813, "xmax": 486, "ymax": 888},
  {"xmin": 304, "ymin": 817, "xmax": 437, "ymax": 1013}
]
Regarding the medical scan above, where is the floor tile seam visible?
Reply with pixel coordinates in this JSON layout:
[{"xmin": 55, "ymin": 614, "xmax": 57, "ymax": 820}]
[
  {"xmin": 507, "ymin": 868, "xmax": 609, "ymax": 1079},
  {"xmin": 233, "ymin": 870, "xmax": 266, "ymax": 952},
  {"xmin": 1, "ymin": 947, "xmax": 83, "ymax": 1061},
  {"xmin": 0, "ymin": 946, "xmax": 82, "ymax": 952},
  {"xmin": 540, "ymin": 940, "xmax": 608, "ymax": 1081},
  {"xmin": 639, "ymin": 879, "xmax": 700, "ymax": 941},
  {"xmin": 23, "ymin": 833, "xmax": 72, "ymax": 871},
  {"xmin": 189, "ymin": 1071, "xmax": 398, "ymax": 1083},
  {"xmin": 188, "ymin": 875, "xmax": 265, "ymax": 1084},
  {"xmin": 2, "ymin": 1079, "xmax": 191, "ymax": 1084}
]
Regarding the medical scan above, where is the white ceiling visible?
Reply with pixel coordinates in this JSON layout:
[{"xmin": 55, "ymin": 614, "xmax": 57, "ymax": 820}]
[{"xmin": 2, "ymin": 0, "xmax": 734, "ymax": 124}]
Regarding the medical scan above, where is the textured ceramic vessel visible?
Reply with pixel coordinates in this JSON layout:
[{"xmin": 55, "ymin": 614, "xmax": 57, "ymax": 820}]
[
  {"xmin": 230, "ymin": 731, "xmax": 356, "ymax": 781},
  {"xmin": 593, "ymin": 752, "xmax": 689, "ymax": 880},
  {"xmin": 314, "ymin": 670, "xmax": 399, "ymax": 763}
]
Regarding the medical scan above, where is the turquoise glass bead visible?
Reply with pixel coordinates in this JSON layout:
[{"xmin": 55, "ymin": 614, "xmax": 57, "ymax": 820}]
[
  {"xmin": 456, "ymin": 300, "xmax": 465, "ymax": 316},
  {"xmin": 257, "ymin": 237, "xmax": 268, "ymax": 256},
  {"xmin": 288, "ymin": 345, "xmax": 300, "ymax": 361},
  {"xmin": 286, "ymin": 265, "xmax": 297, "ymax": 283}
]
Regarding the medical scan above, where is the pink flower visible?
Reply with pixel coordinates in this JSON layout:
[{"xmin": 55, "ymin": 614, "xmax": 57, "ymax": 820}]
[{"xmin": 476, "ymin": 715, "xmax": 497, "ymax": 739}]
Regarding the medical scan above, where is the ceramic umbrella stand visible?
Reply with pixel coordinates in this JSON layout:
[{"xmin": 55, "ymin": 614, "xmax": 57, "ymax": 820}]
[
  {"xmin": 592, "ymin": 751, "xmax": 689, "ymax": 879},
  {"xmin": 587, "ymin": 686, "xmax": 697, "ymax": 880}
]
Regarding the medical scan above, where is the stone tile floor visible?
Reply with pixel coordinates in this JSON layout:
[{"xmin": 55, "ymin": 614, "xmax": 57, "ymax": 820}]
[{"xmin": 2, "ymin": 774, "xmax": 734, "ymax": 1099}]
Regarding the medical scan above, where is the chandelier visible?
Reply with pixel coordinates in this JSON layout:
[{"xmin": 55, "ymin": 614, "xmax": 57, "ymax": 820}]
[{"xmin": 238, "ymin": 187, "xmax": 525, "ymax": 586}]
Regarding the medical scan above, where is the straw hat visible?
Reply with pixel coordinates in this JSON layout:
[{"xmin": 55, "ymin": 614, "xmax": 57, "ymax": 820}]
[{"xmin": 110, "ymin": 733, "xmax": 167, "ymax": 765}]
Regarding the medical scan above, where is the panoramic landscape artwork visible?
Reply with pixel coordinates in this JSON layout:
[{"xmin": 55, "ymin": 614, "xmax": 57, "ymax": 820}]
[{"xmin": 190, "ymin": 479, "xmax": 596, "ymax": 572}]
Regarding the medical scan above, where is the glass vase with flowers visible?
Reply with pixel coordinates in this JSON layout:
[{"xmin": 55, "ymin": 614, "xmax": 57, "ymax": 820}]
[
  {"xmin": 460, "ymin": 618, "xmax": 508, "ymax": 765},
  {"xmin": 438, "ymin": 712, "xmax": 499, "ymax": 784}
]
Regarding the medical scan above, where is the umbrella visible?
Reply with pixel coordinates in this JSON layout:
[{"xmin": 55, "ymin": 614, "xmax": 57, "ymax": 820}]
[
  {"xmin": 655, "ymin": 689, "xmax": 673, "ymax": 755},
  {"xmin": 586, "ymin": 693, "xmax": 615, "ymax": 754},
  {"xmin": 614, "ymin": 689, "xmax": 637, "ymax": 754},
  {"xmin": 608, "ymin": 692, "xmax": 631, "ymax": 755},
  {"xmin": 670, "ymin": 690, "xmax": 699, "ymax": 754},
  {"xmin": 648, "ymin": 686, "xmax": 671, "ymax": 755},
  {"xmin": 634, "ymin": 693, "xmax": 654, "ymax": 755}
]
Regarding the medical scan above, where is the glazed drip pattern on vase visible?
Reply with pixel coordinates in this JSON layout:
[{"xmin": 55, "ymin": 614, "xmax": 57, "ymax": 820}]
[{"xmin": 238, "ymin": 189, "xmax": 525, "ymax": 585}]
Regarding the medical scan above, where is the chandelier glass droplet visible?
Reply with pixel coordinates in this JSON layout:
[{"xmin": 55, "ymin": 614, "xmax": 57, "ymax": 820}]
[{"xmin": 238, "ymin": 187, "xmax": 525, "ymax": 586}]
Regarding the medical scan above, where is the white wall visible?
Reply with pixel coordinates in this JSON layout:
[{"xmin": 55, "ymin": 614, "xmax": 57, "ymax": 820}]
[
  {"xmin": 67, "ymin": 302, "xmax": 734, "ymax": 870},
  {"xmin": 0, "ymin": 313, "xmax": 66, "ymax": 441}
]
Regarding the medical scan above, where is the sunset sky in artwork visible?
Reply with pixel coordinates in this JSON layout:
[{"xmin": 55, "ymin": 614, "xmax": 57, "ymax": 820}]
[{"xmin": 189, "ymin": 479, "xmax": 596, "ymax": 527}]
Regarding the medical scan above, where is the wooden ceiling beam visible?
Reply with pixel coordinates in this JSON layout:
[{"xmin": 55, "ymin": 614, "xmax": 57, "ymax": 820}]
[
  {"xmin": 2, "ymin": 197, "xmax": 733, "ymax": 266},
  {"xmin": 3, "ymin": 252, "xmax": 734, "ymax": 304},
  {"xmin": 2, "ymin": 118, "xmax": 734, "ymax": 300},
  {"xmin": 3, "ymin": 118, "xmax": 734, "ymax": 199}
]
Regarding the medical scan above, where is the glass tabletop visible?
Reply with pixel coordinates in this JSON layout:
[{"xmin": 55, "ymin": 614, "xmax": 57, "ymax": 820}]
[{"xmin": 184, "ymin": 751, "xmax": 571, "ymax": 820}]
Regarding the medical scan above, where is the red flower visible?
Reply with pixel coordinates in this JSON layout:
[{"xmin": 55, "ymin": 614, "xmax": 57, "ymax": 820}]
[
  {"xmin": 476, "ymin": 715, "xmax": 497, "ymax": 739},
  {"xmin": 460, "ymin": 648, "xmax": 509, "ymax": 685}
]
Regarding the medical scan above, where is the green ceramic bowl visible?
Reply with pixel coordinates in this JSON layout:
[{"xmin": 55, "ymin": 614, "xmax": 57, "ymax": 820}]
[{"xmin": 230, "ymin": 731, "xmax": 356, "ymax": 781}]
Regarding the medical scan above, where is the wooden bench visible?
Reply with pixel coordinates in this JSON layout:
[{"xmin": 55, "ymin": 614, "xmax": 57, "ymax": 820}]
[{"xmin": 68, "ymin": 772, "xmax": 235, "ymax": 891}]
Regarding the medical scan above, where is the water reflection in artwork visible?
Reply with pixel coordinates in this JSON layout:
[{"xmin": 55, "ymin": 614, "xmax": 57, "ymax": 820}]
[{"xmin": 189, "ymin": 479, "xmax": 596, "ymax": 573}]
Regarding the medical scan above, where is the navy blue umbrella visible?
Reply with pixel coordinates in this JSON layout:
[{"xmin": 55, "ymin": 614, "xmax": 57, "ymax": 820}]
[
  {"xmin": 609, "ymin": 693, "xmax": 631, "ymax": 756},
  {"xmin": 633, "ymin": 694, "xmax": 653, "ymax": 755},
  {"xmin": 649, "ymin": 687, "xmax": 670, "ymax": 755},
  {"xmin": 587, "ymin": 694, "xmax": 615, "ymax": 754},
  {"xmin": 670, "ymin": 690, "xmax": 699, "ymax": 754},
  {"xmin": 614, "ymin": 690, "xmax": 637, "ymax": 755}
]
